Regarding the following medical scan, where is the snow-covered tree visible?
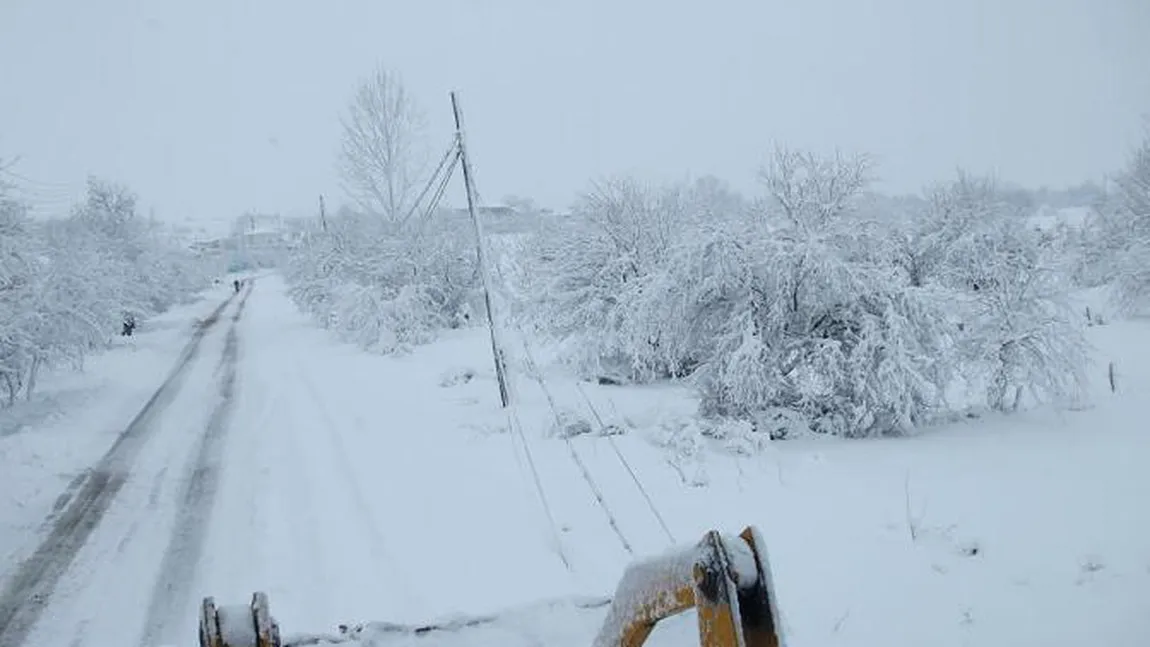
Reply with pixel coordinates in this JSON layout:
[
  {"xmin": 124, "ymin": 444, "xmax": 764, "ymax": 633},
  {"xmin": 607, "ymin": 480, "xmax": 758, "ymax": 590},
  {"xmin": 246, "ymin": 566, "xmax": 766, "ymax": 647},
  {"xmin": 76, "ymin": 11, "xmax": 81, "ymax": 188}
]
[
  {"xmin": 0, "ymin": 173, "xmax": 212, "ymax": 405},
  {"xmin": 337, "ymin": 66, "xmax": 430, "ymax": 221},
  {"xmin": 901, "ymin": 175, "xmax": 1090, "ymax": 412},
  {"xmin": 0, "ymin": 166, "xmax": 32, "ymax": 299},
  {"xmin": 526, "ymin": 151, "xmax": 1092, "ymax": 438},
  {"xmin": 757, "ymin": 147, "xmax": 873, "ymax": 231},
  {"xmin": 288, "ymin": 68, "xmax": 480, "ymax": 352},
  {"xmin": 524, "ymin": 153, "xmax": 955, "ymax": 437},
  {"xmin": 0, "ymin": 175, "xmax": 40, "ymax": 403},
  {"xmin": 1106, "ymin": 132, "xmax": 1150, "ymax": 312},
  {"xmin": 959, "ymin": 216, "xmax": 1089, "ymax": 411}
]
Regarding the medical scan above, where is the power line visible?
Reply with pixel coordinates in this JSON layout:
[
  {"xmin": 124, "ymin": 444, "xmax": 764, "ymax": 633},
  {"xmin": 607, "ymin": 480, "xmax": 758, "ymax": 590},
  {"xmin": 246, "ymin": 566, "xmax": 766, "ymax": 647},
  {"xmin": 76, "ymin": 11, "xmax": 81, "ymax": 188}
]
[
  {"xmin": 575, "ymin": 381, "xmax": 676, "ymax": 546},
  {"xmin": 401, "ymin": 140, "xmax": 461, "ymax": 225},
  {"xmin": 513, "ymin": 333, "xmax": 635, "ymax": 557},
  {"xmin": 482, "ymin": 215, "xmax": 675, "ymax": 554},
  {"xmin": 506, "ymin": 404, "xmax": 572, "ymax": 570}
]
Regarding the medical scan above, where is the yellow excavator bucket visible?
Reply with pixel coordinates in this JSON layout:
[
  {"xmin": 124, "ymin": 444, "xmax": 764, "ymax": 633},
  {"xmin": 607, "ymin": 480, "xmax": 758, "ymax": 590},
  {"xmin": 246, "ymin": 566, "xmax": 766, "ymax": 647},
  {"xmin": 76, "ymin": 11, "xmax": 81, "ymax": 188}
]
[
  {"xmin": 592, "ymin": 526, "xmax": 781, "ymax": 647},
  {"xmin": 197, "ymin": 525, "xmax": 782, "ymax": 647}
]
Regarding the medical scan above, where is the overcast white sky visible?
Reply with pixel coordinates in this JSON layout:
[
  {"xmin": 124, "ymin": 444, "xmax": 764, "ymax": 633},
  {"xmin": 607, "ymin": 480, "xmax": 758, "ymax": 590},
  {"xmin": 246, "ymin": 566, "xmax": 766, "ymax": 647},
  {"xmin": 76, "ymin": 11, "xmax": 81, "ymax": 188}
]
[{"xmin": 1, "ymin": 0, "xmax": 1148, "ymax": 223}]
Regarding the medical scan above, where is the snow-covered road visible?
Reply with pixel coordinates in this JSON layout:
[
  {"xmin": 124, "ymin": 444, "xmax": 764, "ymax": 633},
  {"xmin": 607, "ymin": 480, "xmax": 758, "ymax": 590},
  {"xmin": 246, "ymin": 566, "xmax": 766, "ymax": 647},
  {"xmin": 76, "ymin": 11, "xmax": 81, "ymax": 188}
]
[
  {"xmin": 186, "ymin": 277, "xmax": 633, "ymax": 635},
  {"xmin": 0, "ymin": 277, "xmax": 650, "ymax": 647},
  {"xmin": 0, "ymin": 287, "xmax": 248, "ymax": 647}
]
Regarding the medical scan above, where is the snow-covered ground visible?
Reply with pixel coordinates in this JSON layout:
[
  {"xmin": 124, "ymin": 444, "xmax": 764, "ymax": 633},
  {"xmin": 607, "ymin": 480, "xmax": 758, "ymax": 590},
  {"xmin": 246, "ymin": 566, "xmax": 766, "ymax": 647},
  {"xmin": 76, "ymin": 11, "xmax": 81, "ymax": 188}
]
[
  {"xmin": 0, "ymin": 275, "xmax": 1147, "ymax": 647},
  {"xmin": 0, "ymin": 283, "xmax": 236, "ymax": 577}
]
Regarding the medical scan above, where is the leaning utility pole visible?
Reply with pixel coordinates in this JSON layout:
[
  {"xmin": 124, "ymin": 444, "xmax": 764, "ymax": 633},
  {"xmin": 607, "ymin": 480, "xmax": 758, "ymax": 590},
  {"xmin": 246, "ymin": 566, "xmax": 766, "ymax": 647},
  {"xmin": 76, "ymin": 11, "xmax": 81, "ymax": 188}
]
[{"xmin": 451, "ymin": 91, "xmax": 511, "ymax": 408}]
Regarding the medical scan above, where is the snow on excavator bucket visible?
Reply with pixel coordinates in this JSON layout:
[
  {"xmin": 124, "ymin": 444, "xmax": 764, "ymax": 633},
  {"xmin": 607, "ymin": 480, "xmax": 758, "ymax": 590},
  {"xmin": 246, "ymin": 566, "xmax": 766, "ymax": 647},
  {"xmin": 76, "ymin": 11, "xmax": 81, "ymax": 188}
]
[
  {"xmin": 196, "ymin": 525, "xmax": 782, "ymax": 647},
  {"xmin": 593, "ymin": 525, "xmax": 782, "ymax": 647}
]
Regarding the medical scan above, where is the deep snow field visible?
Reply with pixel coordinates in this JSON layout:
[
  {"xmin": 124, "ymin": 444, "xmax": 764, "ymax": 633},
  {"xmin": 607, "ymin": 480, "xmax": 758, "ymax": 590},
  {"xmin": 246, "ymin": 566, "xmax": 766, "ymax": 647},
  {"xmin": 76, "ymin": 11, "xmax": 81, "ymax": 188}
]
[{"xmin": 0, "ymin": 275, "xmax": 1146, "ymax": 647}]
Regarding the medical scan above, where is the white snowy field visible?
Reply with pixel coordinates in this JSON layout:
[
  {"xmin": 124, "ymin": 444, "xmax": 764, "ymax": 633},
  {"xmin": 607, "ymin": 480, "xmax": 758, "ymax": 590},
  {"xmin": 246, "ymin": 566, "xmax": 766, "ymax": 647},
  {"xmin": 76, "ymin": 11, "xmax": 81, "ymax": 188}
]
[{"xmin": 0, "ymin": 275, "xmax": 1147, "ymax": 647}]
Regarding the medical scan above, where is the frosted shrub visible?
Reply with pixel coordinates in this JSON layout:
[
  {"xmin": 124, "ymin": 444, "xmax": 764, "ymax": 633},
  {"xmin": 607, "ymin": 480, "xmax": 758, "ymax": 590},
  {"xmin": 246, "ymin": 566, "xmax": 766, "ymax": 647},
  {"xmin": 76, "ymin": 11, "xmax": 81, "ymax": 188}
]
[
  {"xmin": 525, "ymin": 177, "xmax": 696, "ymax": 379},
  {"xmin": 899, "ymin": 174, "xmax": 1091, "ymax": 412},
  {"xmin": 694, "ymin": 233, "xmax": 957, "ymax": 438},
  {"xmin": 332, "ymin": 282, "xmax": 455, "ymax": 353},
  {"xmin": 1107, "ymin": 133, "xmax": 1150, "ymax": 313},
  {"xmin": 683, "ymin": 149, "xmax": 958, "ymax": 438},
  {"xmin": 0, "ymin": 195, "xmax": 40, "ymax": 402},
  {"xmin": 284, "ymin": 209, "xmax": 479, "ymax": 353}
]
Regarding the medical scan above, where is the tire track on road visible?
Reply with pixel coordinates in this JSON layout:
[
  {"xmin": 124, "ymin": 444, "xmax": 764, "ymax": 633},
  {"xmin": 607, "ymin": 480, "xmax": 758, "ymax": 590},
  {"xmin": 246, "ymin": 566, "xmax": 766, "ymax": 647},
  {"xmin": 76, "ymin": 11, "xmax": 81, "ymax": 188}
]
[
  {"xmin": 0, "ymin": 295, "xmax": 237, "ymax": 647},
  {"xmin": 137, "ymin": 283, "xmax": 254, "ymax": 647},
  {"xmin": 292, "ymin": 358, "xmax": 428, "ymax": 615}
]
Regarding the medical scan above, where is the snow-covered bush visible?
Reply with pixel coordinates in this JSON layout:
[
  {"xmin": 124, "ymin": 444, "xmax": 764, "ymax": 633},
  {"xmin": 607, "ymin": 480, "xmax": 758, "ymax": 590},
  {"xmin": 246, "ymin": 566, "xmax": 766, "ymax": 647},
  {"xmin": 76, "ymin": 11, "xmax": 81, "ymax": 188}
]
[
  {"xmin": 0, "ymin": 185, "xmax": 42, "ymax": 402},
  {"xmin": 1103, "ymin": 132, "xmax": 1150, "ymax": 313},
  {"xmin": 685, "ymin": 150, "xmax": 958, "ymax": 438},
  {"xmin": 0, "ymin": 174, "xmax": 213, "ymax": 405},
  {"xmin": 284, "ymin": 208, "xmax": 479, "ymax": 353},
  {"xmin": 523, "ymin": 176, "xmax": 742, "ymax": 380},
  {"xmin": 693, "ymin": 236, "xmax": 958, "ymax": 438},
  {"xmin": 528, "ymin": 153, "xmax": 959, "ymax": 437},
  {"xmin": 528, "ymin": 149, "xmax": 1092, "ymax": 438},
  {"xmin": 901, "ymin": 176, "xmax": 1090, "ymax": 411},
  {"xmin": 1036, "ymin": 218, "xmax": 1091, "ymax": 289}
]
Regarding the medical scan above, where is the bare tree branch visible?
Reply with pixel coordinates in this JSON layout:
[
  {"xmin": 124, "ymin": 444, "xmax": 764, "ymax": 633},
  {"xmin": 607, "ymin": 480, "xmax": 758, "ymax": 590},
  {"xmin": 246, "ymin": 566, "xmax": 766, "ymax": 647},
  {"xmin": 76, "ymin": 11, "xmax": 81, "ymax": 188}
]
[
  {"xmin": 758, "ymin": 146, "xmax": 873, "ymax": 230},
  {"xmin": 337, "ymin": 66, "xmax": 430, "ymax": 221}
]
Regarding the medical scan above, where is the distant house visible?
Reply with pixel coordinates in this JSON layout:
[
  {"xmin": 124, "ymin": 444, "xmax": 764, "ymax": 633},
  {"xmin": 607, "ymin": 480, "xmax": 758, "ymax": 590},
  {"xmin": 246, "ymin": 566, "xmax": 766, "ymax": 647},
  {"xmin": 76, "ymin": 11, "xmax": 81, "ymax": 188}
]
[
  {"xmin": 1026, "ymin": 205, "xmax": 1091, "ymax": 233},
  {"xmin": 189, "ymin": 238, "xmax": 223, "ymax": 255},
  {"xmin": 234, "ymin": 212, "xmax": 284, "ymax": 235},
  {"xmin": 480, "ymin": 205, "xmax": 516, "ymax": 217},
  {"xmin": 451, "ymin": 204, "xmax": 519, "ymax": 218},
  {"xmin": 232, "ymin": 212, "xmax": 291, "ymax": 249}
]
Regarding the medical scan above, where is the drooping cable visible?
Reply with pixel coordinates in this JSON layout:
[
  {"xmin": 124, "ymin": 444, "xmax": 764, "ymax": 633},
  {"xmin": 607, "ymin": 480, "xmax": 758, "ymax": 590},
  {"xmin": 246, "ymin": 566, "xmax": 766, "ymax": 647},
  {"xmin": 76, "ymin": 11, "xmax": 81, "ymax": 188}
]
[{"xmin": 575, "ymin": 381, "xmax": 676, "ymax": 546}]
